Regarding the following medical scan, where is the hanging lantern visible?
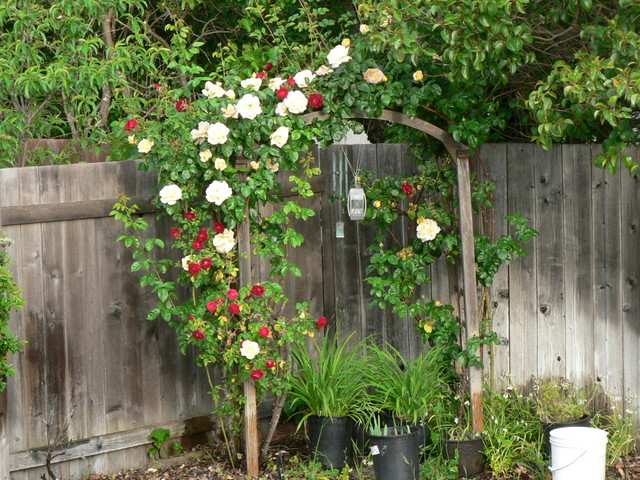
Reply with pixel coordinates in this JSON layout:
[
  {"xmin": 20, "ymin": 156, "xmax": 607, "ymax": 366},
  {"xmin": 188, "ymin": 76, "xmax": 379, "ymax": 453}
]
[{"xmin": 347, "ymin": 186, "xmax": 367, "ymax": 221}]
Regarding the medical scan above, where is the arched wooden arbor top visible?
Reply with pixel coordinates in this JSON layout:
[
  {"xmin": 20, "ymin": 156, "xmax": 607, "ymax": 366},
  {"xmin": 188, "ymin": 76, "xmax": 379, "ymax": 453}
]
[{"xmin": 303, "ymin": 109, "xmax": 484, "ymax": 432}]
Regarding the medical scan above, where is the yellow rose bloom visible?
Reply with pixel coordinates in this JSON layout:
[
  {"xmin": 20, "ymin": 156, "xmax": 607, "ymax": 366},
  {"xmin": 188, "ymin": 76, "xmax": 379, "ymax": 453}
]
[
  {"xmin": 373, "ymin": 200, "xmax": 381, "ymax": 208},
  {"xmin": 413, "ymin": 70, "xmax": 424, "ymax": 81},
  {"xmin": 342, "ymin": 38, "xmax": 351, "ymax": 47}
]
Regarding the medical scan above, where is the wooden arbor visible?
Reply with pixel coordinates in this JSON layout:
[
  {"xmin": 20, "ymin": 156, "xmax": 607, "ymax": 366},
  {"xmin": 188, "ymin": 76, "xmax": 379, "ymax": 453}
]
[{"xmin": 240, "ymin": 109, "xmax": 483, "ymax": 476}]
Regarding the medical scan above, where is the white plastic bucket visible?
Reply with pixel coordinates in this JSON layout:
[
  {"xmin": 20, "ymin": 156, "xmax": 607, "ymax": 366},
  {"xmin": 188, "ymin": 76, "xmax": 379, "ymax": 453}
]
[{"xmin": 549, "ymin": 426, "xmax": 608, "ymax": 480}]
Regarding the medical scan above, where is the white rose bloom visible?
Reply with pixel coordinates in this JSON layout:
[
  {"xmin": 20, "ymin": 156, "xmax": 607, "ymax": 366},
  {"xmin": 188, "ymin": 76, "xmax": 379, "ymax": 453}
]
[
  {"xmin": 199, "ymin": 149, "xmax": 212, "ymax": 162},
  {"xmin": 240, "ymin": 77, "xmax": 262, "ymax": 91},
  {"xmin": 191, "ymin": 121, "xmax": 210, "ymax": 144},
  {"xmin": 240, "ymin": 340, "xmax": 260, "ymax": 359},
  {"xmin": 275, "ymin": 102, "xmax": 288, "ymax": 117},
  {"xmin": 326, "ymin": 44, "xmax": 351, "ymax": 68},
  {"xmin": 137, "ymin": 138, "xmax": 154, "ymax": 153},
  {"xmin": 270, "ymin": 126, "xmax": 289, "ymax": 148},
  {"xmin": 127, "ymin": 135, "xmax": 136, "ymax": 144},
  {"xmin": 225, "ymin": 89, "xmax": 236, "ymax": 99},
  {"xmin": 202, "ymin": 81, "xmax": 225, "ymax": 99},
  {"xmin": 205, "ymin": 180, "xmax": 233, "ymax": 205},
  {"xmin": 159, "ymin": 184, "xmax": 182, "ymax": 205},
  {"xmin": 250, "ymin": 161, "xmax": 260, "ymax": 170},
  {"xmin": 221, "ymin": 103, "xmax": 239, "ymax": 119},
  {"xmin": 181, "ymin": 255, "xmax": 192, "ymax": 271},
  {"xmin": 236, "ymin": 94, "xmax": 262, "ymax": 120},
  {"xmin": 315, "ymin": 65, "xmax": 334, "ymax": 76},
  {"xmin": 214, "ymin": 157, "xmax": 227, "ymax": 171},
  {"xmin": 360, "ymin": 24, "xmax": 370, "ymax": 34},
  {"xmin": 207, "ymin": 122, "xmax": 230, "ymax": 145},
  {"xmin": 416, "ymin": 218, "xmax": 441, "ymax": 242},
  {"xmin": 268, "ymin": 77, "xmax": 286, "ymax": 91},
  {"xmin": 293, "ymin": 69, "xmax": 316, "ymax": 88},
  {"xmin": 283, "ymin": 90, "xmax": 308, "ymax": 114},
  {"xmin": 213, "ymin": 228, "xmax": 236, "ymax": 254}
]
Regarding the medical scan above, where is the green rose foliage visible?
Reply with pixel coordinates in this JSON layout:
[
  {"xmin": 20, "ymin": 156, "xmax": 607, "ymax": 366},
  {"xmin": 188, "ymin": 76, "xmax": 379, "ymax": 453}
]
[{"xmin": 0, "ymin": 235, "xmax": 25, "ymax": 392}]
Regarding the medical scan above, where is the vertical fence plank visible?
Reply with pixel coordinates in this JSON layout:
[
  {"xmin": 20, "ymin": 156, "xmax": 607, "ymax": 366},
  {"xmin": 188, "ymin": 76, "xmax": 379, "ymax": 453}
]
[
  {"xmin": 562, "ymin": 145, "xmax": 595, "ymax": 386},
  {"xmin": 506, "ymin": 144, "xmax": 538, "ymax": 386},
  {"xmin": 534, "ymin": 145, "xmax": 566, "ymax": 380},
  {"xmin": 592, "ymin": 155, "xmax": 624, "ymax": 397},
  {"xmin": 479, "ymin": 144, "xmax": 510, "ymax": 384},
  {"xmin": 16, "ymin": 166, "xmax": 48, "ymax": 450}
]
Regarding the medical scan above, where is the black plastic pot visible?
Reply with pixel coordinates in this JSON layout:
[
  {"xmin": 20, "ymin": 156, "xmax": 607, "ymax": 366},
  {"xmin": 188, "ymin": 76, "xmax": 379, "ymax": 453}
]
[
  {"xmin": 369, "ymin": 426, "xmax": 420, "ymax": 480},
  {"xmin": 444, "ymin": 437, "xmax": 485, "ymax": 478},
  {"xmin": 308, "ymin": 415, "xmax": 353, "ymax": 469},
  {"xmin": 543, "ymin": 414, "xmax": 591, "ymax": 456},
  {"xmin": 380, "ymin": 412, "xmax": 431, "ymax": 452}
]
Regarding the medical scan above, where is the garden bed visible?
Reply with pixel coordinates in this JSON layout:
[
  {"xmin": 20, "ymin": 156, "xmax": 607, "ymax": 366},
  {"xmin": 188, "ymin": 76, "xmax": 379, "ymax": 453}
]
[{"xmin": 87, "ymin": 429, "xmax": 640, "ymax": 480}]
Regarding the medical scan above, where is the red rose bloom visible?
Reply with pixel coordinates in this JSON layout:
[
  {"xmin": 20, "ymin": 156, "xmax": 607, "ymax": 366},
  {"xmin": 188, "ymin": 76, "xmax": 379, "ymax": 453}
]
[
  {"xmin": 259, "ymin": 327, "xmax": 270, "ymax": 338},
  {"xmin": 154, "ymin": 84, "xmax": 161, "ymax": 90},
  {"xmin": 229, "ymin": 303, "xmax": 240, "ymax": 314},
  {"xmin": 265, "ymin": 360, "xmax": 276, "ymax": 369},
  {"xmin": 175, "ymin": 98, "xmax": 189, "ymax": 112},
  {"xmin": 264, "ymin": 62, "xmax": 274, "ymax": 71},
  {"xmin": 170, "ymin": 227, "xmax": 182, "ymax": 239},
  {"xmin": 207, "ymin": 300, "xmax": 217, "ymax": 312},
  {"xmin": 287, "ymin": 77, "xmax": 296, "ymax": 86},
  {"xmin": 401, "ymin": 181, "xmax": 414, "ymax": 197},
  {"xmin": 200, "ymin": 257, "xmax": 212, "ymax": 269},
  {"xmin": 188, "ymin": 316, "xmax": 195, "ymax": 322},
  {"xmin": 227, "ymin": 289, "xmax": 239, "ymax": 300},
  {"xmin": 188, "ymin": 263, "xmax": 201, "ymax": 275},
  {"xmin": 184, "ymin": 212, "xmax": 197, "ymax": 221},
  {"xmin": 192, "ymin": 329, "xmax": 205, "ymax": 340},
  {"xmin": 197, "ymin": 231, "xmax": 208, "ymax": 243},
  {"xmin": 125, "ymin": 119, "xmax": 138, "ymax": 131},
  {"xmin": 316, "ymin": 316, "xmax": 328, "ymax": 329},
  {"xmin": 192, "ymin": 240, "xmax": 204, "ymax": 251},
  {"xmin": 308, "ymin": 93, "xmax": 324, "ymax": 109},
  {"xmin": 276, "ymin": 87, "xmax": 290, "ymax": 100},
  {"xmin": 216, "ymin": 297, "xmax": 225, "ymax": 307},
  {"xmin": 251, "ymin": 369, "xmax": 264, "ymax": 380},
  {"xmin": 213, "ymin": 222, "xmax": 225, "ymax": 233},
  {"xmin": 251, "ymin": 284, "xmax": 265, "ymax": 296},
  {"xmin": 255, "ymin": 71, "xmax": 267, "ymax": 79}
]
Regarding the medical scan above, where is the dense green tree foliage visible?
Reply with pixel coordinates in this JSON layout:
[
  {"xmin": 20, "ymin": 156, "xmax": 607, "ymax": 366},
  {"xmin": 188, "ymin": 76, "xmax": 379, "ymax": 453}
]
[{"xmin": 0, "ymin": 0, "xmax": 637, "ymax": 171}]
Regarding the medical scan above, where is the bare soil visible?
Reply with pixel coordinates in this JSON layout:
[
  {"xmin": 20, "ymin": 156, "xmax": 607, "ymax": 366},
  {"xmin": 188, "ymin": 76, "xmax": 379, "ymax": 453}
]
[{"xmin": 88, "ymin": 428, "xmax": 640, "ymax": 480}]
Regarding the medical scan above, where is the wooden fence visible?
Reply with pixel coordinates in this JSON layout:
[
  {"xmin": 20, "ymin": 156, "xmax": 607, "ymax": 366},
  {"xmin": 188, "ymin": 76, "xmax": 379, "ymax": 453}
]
[{"xmin": 1, "ymin": 143, "xmax": 639, "ymax": 478}]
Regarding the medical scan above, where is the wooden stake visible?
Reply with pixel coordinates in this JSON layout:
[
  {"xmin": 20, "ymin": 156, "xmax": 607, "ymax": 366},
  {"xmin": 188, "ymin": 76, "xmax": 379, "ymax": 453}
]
[
  {"xmin": 236, "ymin": 158, "xmax": 260, "ymax": 476},
  {"xmin": 244, "ymin": 379, "xmax": 259, "ymax": 477},
  {"xmin": 455, "ymin": 154, "xmax": 484, "ymax": 432}
]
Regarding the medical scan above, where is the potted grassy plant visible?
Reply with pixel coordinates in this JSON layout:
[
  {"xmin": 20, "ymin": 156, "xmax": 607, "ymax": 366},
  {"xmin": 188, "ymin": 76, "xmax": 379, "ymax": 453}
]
[
  {"xmin": 531, "ymin": 378, "xmax": 593, "ymax": 455},
  {"xmin": 368, "ymin": 343, "xmax": 451, "ymax": 452},
  {"xmin": 287, "ymin": 332, "xmax": 372, "ymax": 469}
]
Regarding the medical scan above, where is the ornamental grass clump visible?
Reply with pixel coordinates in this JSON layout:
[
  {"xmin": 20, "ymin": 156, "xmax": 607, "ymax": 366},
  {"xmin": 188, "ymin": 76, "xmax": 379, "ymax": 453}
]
[
  {"xmin": 367, "ymin": 343, "xmax": 452, "ymax": 426},
  {"xmin": 288, "ymin": 332, "xmax": 372, "ymax": 425}
]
